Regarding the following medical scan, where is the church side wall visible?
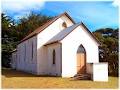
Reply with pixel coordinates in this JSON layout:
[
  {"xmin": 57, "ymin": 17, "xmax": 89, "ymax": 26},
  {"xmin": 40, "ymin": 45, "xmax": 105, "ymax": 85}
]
[
  {"xmin": 11, "ymin": 51, "xmax": 17, "ymax": 69},
  {"xmin": 16, "ymin": 36, "xmax": 37, "ymax": 74},
  {"xmin": 61, "ymin": 25, "xmax": 99, "ymax": 77}
]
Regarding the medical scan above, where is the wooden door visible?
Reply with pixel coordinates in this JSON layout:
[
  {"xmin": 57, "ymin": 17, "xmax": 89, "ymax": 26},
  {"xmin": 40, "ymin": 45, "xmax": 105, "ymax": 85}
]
[{"xmin": 77, "ymin": 52, "xmax": 86, "ymax": 74}]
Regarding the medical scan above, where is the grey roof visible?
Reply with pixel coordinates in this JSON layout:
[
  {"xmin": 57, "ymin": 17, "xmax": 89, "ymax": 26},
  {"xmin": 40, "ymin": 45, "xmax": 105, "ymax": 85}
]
[{"xmin": 44, "ymin": 23, "xmax": 81, "ymax": 45}]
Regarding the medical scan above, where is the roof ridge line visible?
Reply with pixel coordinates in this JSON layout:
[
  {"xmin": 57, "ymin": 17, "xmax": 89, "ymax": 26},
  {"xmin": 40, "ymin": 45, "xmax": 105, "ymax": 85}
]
[{"xmin": 18, "ymin": 12, "xmax": 75, "ymax": 44}]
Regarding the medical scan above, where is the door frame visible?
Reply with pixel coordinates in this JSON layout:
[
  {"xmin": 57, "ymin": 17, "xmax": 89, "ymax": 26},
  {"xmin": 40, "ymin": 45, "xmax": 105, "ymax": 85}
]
[{"xmin": 76, "ymin": 44, "xmax": 86, "ymax": 74}]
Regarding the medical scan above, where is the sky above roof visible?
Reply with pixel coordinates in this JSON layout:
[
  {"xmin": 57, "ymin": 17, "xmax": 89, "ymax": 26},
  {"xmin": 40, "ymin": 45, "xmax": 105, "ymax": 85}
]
[{"xmin": 2, "ymin": 0, "xmax": 119, "ymax": 31}]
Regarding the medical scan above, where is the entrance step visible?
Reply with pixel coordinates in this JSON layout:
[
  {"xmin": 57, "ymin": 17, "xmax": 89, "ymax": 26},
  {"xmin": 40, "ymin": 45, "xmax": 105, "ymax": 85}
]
[{"xmin": 73, "ymin": 73, "xmax": 91, "ymax": 80}]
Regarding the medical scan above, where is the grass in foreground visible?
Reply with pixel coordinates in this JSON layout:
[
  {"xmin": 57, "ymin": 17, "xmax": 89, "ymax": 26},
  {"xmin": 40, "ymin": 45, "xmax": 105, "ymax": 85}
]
[{"xmin": 2, "ymin": 68, "xmax": 119, "ymax": 88}]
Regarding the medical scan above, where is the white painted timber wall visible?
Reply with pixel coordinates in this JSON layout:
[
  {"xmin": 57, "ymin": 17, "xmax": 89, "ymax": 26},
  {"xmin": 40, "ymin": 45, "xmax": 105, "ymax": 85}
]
[
  {"xmin": 61, "ymin": 25, "xmax": 99, "ymax": 77},
  {"xmin": 46, "ymin": 43, "xmax": 62, "ymax": 76},
  {"xmin": 93, "ymin": 63, "xmax": 108, "ymax": 81},
  {"xmin": 11, "ymin": 51, "xmax": 17, "ymax": 69},
  {"xmin": 16, "ymin": 36, "xmax": 37, "ymax": 74},
  {"xmin": 37, "ymin": 15, "xmax": 74, "ymax": 74}
]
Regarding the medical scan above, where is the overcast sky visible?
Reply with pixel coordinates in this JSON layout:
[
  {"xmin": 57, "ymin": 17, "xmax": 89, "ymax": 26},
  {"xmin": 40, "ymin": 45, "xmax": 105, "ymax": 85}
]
[{"xmin": 2, "ymin": 0, "xmax": 118, "ymax": 31}]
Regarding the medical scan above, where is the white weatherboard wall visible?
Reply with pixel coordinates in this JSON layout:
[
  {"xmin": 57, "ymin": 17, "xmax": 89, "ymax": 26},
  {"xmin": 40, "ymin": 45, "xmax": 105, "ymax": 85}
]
[
  {"xmin": 16, "ymin": 36, "xmax": 37, "ymax": 74},
  {"xmin": 37, "ymin": 15, "xmax": 74, "ymax": 74},
  {"xmin": 47, "ymin": 43, "xmax": 62, "ymax": 76},
  {"xmin": 11, "ymin": 51, "xmax": 17, "ymax": 69},
  {"xmin": 61, "ymin": 25, "xmax": 99, "ymax": 77},
  {"xmin": 93, "ymin": 63, "xmax": 108, "ymax": 81}
]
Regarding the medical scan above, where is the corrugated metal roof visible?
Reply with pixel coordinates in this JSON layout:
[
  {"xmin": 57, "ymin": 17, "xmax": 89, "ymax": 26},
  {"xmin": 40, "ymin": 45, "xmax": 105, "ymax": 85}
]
[{"xmin": 44, "ymin": 22, "xmax": 101, "ymax": 46}]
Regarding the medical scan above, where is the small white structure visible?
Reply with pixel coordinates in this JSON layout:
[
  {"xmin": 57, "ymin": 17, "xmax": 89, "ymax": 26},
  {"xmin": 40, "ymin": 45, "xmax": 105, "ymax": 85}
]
[{"xmin": 11, "ymin": 12, "xmax": 108, "ymax": 81}]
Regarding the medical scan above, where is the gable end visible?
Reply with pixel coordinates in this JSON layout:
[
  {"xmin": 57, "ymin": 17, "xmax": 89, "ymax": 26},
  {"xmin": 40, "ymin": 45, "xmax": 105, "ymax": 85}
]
[
  {"xmin": 80, "ymin": 22, "xmax": 101, "ymax": 46},
  {"xmin": 18, "ymin": 12, "xmax": 75, "ymax": 44}
]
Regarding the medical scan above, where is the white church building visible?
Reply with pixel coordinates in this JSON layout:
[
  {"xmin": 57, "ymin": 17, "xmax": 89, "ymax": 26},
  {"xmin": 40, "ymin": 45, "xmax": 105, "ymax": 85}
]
[{"xmin": 11, "ymin": 12, "xmax": 108, "ymax": 81}]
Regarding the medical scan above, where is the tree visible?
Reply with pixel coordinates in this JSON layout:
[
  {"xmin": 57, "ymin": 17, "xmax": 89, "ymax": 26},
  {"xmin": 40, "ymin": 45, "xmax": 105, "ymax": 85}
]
[
  {"xmin": 1, "ymin": 12, "xmax": 53, "ymax": 67},
  {"xmin": 2, "ymin": 13, "xmax": 16, "ymax": 67},
  {"xmin": 16, "ymin": 12, "xmax": 53, "ymax": 40},
  {"xmin": 93, "ymin": 28, "xmax": 118, "ymax": 76}
]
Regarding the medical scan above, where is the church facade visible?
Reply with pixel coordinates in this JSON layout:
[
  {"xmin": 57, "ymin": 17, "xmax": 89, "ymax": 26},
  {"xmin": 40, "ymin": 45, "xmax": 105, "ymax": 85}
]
[{"xmin": 11, "ymin": 12, "xmax": 108, "ymax": 81}]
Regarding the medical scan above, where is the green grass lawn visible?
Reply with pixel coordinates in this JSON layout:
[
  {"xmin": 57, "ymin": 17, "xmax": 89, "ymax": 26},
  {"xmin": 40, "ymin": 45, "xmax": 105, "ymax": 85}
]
[{"xmin": 2, "ymin": 68, "xmax": 119, "ymax": 89}]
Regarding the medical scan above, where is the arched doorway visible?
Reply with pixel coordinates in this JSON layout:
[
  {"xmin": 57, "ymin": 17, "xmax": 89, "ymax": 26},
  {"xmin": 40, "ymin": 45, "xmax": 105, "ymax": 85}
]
[{"xmin": 77, "ymin": 45, "xmax": 86, "ymax": 74}]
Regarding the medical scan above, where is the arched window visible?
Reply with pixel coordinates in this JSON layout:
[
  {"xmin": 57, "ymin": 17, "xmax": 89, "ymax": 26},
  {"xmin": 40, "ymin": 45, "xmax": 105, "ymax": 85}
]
[
  {"xmin": 53, "ymin": 49, "xmax": 56, "ymax": 64},
  {"xmin": 77, "ymin": 45, "xmax": 86, "ymax": 53},
  {"xmin": 62, "ymin": 22, "xmax": 67, "ymax": 29}
]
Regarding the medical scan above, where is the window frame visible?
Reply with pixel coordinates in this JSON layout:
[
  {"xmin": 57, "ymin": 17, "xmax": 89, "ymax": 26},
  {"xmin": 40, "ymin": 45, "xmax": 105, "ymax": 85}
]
[
  {"xmin": 24, "ymin": 44, "xmax": 26, "ymax": 61},
  {"xmin": 52, "ymin": 49, "xmax": 56, "ymax": 65},
  {"xmin": 31, "ymin": 41, "xmax": 34, "ymax": 60},
  {"xmin": 62, "ymin": 22, "xmax": 67, "ymax": 28}
]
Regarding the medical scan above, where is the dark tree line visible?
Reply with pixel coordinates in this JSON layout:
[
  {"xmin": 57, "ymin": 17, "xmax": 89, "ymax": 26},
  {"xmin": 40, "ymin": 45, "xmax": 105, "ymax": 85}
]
[
  {"xmin": 1, "ymin": 13, "xmax": 118, "ymax": 76},
  {"xmin": 2, "ymin": 13, "xmax": 53, "ymax": 67},
  {"xmin": 93, "ymin": 28, "xmax": 118, "ymax": 76}
]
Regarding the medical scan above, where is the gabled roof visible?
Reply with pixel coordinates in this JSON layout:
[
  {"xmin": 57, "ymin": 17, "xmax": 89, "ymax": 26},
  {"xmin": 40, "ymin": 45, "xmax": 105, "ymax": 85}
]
[
  {"xmin": 19, "ymin": 12, "xmax": 75, "ymax": 44},
  {"xmin": 44, "ymin": 22, "xmax": 100, "ymax": 46}
]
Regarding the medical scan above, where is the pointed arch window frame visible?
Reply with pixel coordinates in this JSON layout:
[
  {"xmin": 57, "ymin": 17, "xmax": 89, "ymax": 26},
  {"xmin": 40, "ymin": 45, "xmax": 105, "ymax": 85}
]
[
  {"xmin": 52, "ymin": 49, "xmax": 56, "ymax": 65},
  {"xmin": 77, "ymin": 44, "xmax": 86, "ymax": 54}
]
